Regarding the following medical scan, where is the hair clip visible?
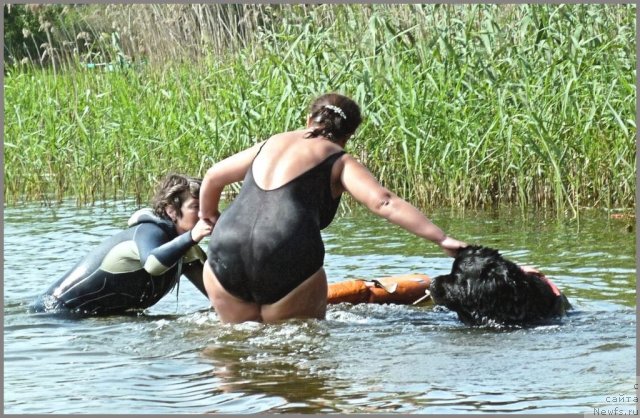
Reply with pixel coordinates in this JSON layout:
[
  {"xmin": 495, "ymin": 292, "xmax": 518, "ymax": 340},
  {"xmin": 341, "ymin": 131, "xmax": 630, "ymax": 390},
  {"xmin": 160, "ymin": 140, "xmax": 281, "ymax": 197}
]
[{"xmin": 324, "ymin": 105, "xmax": 347, "ymax": 120}]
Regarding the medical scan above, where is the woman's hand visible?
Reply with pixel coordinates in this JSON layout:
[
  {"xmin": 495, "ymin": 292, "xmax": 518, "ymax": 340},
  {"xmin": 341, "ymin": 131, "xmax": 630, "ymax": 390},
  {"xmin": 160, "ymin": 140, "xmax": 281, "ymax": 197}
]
[
  {"xmin": 190, "ymin": 218, "xmax": 214, "ymax": 243},
  {"xmin": 439, "ymin": 236, "xmax": 468, "ymax": 258}
]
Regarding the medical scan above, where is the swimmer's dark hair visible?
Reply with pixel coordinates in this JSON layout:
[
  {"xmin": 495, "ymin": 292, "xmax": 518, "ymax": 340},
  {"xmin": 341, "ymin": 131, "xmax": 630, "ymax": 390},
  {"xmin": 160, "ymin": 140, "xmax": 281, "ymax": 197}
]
[
  {"xmin": 151, "ymin": 173, "xmax": 201, "ymax": 221},
  {"xmin": 305, "ymin": 93, "xmax": 363, "ymax": 143}
]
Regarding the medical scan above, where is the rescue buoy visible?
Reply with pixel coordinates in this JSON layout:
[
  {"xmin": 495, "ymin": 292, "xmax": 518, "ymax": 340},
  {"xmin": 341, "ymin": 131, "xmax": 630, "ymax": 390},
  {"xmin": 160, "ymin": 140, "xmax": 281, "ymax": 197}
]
[{"xmin": 327, "ymin": 274, "xmax": 432, "ymax": 305}]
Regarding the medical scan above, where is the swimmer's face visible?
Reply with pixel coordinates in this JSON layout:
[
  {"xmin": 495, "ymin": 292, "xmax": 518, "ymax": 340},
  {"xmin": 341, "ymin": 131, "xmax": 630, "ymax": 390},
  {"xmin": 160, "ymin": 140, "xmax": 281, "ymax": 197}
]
[{"xmin": 174, "ymin": 196, "xmax": 199, "ymax": 234}]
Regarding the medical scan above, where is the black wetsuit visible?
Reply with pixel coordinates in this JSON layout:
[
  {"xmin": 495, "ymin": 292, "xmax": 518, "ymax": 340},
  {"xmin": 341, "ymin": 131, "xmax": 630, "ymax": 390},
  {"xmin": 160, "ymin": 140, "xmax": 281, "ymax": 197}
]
[
  {"xmin": 32, "ymin": 209, "xmax": 207, "ymax": 315},
  {"xmin": 207, "ymin": 147, "xmax": 345, "ymax": 305}
]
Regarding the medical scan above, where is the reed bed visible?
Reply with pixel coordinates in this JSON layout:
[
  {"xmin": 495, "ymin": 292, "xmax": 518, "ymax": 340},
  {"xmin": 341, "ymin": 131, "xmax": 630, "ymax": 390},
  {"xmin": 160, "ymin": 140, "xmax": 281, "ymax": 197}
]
[{"xmin": 4, "ymin": 4, "xmax": 636, "ymax": 212}]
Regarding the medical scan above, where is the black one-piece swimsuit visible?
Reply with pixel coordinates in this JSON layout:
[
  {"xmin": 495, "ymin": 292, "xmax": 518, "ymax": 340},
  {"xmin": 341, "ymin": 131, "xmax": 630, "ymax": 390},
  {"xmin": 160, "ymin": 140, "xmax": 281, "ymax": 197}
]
[{"xmin": 207, "ymin": 147, "xmax": 345, "ymax": 305}]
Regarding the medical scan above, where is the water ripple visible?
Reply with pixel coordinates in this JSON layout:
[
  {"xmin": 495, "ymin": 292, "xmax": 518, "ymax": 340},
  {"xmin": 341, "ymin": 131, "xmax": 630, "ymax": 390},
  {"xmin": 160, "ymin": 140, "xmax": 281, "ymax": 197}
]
[{"xmin": 4, "ymin": 203, "xmax": 636, "ymax": 413}]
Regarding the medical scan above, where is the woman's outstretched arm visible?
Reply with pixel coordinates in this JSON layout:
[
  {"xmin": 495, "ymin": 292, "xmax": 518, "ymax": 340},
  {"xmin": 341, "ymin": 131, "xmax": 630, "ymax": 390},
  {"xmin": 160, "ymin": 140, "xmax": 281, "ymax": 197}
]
[{"xmin": 340, "ymin": 155, "xmax": 466, "ymax": 257}]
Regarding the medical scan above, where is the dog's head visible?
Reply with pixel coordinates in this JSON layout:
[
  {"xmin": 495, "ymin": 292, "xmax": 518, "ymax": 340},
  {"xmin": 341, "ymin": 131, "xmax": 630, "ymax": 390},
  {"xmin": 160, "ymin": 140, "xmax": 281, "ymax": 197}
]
[{"xmin": 429, "ymin": 246, "xmax": 570, "ymax": 326}]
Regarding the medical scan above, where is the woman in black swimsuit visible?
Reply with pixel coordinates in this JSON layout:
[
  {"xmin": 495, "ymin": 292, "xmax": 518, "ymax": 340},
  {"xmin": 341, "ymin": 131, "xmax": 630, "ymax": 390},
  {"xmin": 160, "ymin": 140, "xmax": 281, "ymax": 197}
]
[
  {"xmin": 32, "ymin": 174, "xmax": 212, "ymax": 315},
  {"xmin": 199, "ymin": 93, "xmax": 467, "ymax": 323}
]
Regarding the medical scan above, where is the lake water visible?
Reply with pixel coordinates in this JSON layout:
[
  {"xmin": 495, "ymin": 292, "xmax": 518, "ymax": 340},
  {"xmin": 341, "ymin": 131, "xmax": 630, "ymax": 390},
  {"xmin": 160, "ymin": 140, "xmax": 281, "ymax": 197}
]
[{"xmin": 4, "ymin": 200, "xmax": 636, "ymax": 414}]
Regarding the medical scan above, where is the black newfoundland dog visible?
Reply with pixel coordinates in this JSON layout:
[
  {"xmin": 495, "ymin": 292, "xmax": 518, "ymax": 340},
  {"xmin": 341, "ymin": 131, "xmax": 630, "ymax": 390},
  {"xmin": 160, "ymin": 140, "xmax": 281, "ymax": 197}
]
[{"xmin": 429, "ymin": 246, "xmax": 571, "ymax": 326}]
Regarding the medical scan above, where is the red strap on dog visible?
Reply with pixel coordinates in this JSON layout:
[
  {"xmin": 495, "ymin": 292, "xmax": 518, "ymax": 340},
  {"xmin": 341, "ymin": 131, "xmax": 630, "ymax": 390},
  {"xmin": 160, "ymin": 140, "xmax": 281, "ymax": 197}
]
[{"xmin": 540, "ymin": 276, "xmax": 561, "ymax": 296}]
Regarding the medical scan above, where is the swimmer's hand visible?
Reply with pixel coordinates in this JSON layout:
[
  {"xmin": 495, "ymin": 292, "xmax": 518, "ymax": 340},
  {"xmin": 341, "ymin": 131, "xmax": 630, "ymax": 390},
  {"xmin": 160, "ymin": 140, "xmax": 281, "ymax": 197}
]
[
  {"xmin": 191, "ymin": 219, "xmax": 213, "ymax": 242},
  {"xmin": 198, "ymin": 210, "xmax": 220, "ymax": 228},
  {"xmin": 438, "ymin": 236, "xmax": 468, "ymax": 258},
  {"xmin": 520, "ymin": 265, "xmax": 542, "ymax": 276}
]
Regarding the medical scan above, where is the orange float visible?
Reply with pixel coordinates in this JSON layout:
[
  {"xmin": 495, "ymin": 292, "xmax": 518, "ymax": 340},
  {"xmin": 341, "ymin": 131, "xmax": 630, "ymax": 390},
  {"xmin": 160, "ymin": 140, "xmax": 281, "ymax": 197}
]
[{"xmin": 327, "ymin": 274, "xmax": 432, "ymax": 305}]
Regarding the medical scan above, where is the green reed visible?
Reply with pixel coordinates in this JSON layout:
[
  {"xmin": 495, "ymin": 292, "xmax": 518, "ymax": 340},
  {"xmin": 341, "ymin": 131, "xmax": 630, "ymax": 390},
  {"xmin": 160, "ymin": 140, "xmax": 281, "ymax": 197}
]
[{"xmin": 4, "ymin": 4, "xmax": 636, "ymax": 212}]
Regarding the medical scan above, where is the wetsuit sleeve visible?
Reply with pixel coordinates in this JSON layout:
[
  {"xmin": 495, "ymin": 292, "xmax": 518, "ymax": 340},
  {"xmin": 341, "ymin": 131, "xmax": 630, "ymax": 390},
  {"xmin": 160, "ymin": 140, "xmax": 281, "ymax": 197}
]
[
  {"xmin": 181, "ymin": 245, "xmax": 208, "ymax": 297},
  {"xmin": 134, "ymin": 223, "xmax": 197, "ymax": 276}
]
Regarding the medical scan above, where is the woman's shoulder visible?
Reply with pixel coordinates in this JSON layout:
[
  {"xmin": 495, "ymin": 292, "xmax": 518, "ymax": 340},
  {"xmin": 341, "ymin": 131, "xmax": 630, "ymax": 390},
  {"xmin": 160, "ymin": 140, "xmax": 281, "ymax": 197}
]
[
  {"xmin": 128, "ymin": 209, "xmax": 175, "ymax": 237},
  {"xmin": 262, "ymin": 130, "xmax": 347, "ymax": 161}
]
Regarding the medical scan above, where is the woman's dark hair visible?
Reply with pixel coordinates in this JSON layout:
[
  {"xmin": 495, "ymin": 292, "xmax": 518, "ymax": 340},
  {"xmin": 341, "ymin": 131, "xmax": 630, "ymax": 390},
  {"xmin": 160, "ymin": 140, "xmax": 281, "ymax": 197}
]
[
  {"xmin": 305, "ymin": 93, "xmax": 362, "ymax": 143},
  {"xmin": 151, "ymin": 173, "xmax": 201, "ymax": 220}
]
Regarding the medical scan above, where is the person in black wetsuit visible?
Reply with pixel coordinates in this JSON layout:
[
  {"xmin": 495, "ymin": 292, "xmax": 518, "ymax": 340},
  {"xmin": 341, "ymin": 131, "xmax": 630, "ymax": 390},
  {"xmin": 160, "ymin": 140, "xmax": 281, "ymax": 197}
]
[
  {"xmin": 32, "ymin": 174, "xmax": 212, "ymax": 315},
  {"xmin": 199, "ymin": 93, "xmax": 468, "ymax": 323}
]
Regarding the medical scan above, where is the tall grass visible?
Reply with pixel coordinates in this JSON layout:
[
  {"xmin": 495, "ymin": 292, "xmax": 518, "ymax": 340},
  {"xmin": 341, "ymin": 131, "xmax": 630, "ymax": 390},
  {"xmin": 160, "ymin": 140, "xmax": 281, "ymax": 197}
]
[{"xmin": 4, "ymin": 4, "xmax": 636, "ymax": 212}]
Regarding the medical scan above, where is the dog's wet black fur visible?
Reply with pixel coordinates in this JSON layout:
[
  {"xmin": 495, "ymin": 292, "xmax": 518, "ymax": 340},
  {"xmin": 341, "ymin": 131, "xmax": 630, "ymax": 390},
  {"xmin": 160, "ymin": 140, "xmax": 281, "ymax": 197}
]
[{"xmin": 429, "ymin": 246, "xmax": 571, "ymax": 326}]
